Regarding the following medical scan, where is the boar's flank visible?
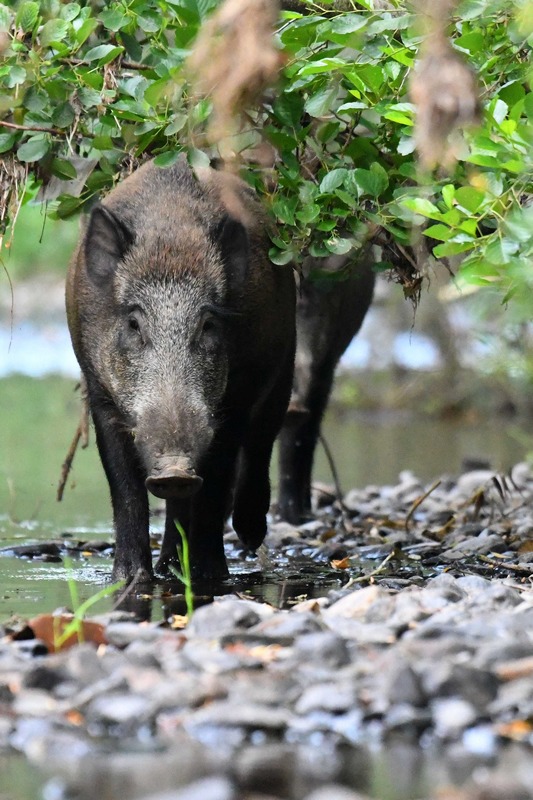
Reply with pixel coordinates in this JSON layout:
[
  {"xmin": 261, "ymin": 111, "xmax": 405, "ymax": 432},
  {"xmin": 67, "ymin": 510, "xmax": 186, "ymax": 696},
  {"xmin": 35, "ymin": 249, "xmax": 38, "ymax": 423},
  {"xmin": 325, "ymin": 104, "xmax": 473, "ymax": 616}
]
[{"xmin": 66, "ymin": 158, "xmax": 296, "ymax": 582}]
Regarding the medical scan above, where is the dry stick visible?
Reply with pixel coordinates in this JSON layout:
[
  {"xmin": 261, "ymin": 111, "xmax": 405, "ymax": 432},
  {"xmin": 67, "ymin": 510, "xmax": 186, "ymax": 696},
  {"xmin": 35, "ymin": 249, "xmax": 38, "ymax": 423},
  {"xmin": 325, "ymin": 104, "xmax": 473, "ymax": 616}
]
[
  {"xmin": 477, "ymin": 554, "xmax": 533, "ymax": 577},
  {"xmin": 405, "ymin": 478, "xmax": 442, "ymax": 531},
  {"xmin": 318, "ymin": 431, "xmax": 350, "ymax": 531},
  {"xmin": 343, "ymin": 549, "xmax": 396, "ymax": 588},
  {"xmin": 57, "ymin": 424, "xmax": 82, "ymax": 502},
  {"xmin": 57, "ymin": 378, "xmax": 90, "ymax": 501}
]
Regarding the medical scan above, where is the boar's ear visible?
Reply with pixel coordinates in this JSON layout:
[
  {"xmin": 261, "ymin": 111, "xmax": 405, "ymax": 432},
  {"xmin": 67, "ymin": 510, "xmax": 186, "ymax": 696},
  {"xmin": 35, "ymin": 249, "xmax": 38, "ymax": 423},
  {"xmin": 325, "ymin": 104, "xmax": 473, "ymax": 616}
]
[
  {"xmin": 84, "ymin": 205, "xmax": 134, "ymax": 286},
  {"xmin": 214, "ymin": 214, "xmax": 249, "ymax": 286}
]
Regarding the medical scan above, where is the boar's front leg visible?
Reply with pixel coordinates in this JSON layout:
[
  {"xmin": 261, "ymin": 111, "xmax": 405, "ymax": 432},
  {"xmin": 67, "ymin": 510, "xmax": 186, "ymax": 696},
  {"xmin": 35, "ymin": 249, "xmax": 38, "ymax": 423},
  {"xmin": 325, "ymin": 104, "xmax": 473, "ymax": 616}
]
[
  {"xmin": 157, "ymin": 429, "xmax": 241, "ymax": 581},
  {"xmin": 90, "ymin": 392, "xmax": 152, "ymax": 583}
]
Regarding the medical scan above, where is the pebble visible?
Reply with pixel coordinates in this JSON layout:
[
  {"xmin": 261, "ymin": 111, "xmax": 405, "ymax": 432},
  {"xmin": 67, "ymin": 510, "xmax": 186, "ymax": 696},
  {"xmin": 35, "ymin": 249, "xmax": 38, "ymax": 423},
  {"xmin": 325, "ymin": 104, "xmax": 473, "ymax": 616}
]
[{"xmin": 1, "ymin": 463, "xmax": 533, "ymax": 800}]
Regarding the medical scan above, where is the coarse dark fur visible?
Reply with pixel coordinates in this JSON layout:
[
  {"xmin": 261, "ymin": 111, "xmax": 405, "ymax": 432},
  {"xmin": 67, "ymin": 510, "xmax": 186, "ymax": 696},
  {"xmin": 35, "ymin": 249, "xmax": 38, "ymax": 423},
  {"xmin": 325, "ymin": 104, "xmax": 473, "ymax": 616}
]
[
  {"xmin": 278, "ymin": 253, "xmax": 375, "ymax": 524},
  {"xmin": 67, "ymin": 158, "xmax": 296, "ymax": 582}
]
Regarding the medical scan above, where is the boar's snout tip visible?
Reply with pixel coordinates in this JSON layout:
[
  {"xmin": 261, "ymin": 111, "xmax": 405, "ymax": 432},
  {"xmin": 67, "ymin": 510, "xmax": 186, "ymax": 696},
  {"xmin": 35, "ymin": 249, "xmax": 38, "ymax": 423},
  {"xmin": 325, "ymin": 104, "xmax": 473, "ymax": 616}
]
[{"xmin": 145, "ymin": 467, "xmax": 203, "ymax": 500}]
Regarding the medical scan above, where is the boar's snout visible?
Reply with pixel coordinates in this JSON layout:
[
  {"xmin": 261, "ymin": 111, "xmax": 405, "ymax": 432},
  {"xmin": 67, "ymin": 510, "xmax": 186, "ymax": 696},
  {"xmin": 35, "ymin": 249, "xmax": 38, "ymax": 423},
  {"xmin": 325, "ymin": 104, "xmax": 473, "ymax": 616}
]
[{"xmin": 145, "ymin": 458, "xmax": 203, "ymax": 500}]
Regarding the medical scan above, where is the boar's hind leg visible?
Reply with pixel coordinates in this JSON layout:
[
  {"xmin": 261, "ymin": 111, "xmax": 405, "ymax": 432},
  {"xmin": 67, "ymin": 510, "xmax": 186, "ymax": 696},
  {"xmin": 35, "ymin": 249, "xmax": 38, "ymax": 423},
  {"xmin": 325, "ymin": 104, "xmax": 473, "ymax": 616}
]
[
  {"xmin": 91, "ymin": 400, "xmax": 152, "ymax": 583},
  {"xmin": 278, "ymin": 366, "xmax": 335, "ymax": 525}
]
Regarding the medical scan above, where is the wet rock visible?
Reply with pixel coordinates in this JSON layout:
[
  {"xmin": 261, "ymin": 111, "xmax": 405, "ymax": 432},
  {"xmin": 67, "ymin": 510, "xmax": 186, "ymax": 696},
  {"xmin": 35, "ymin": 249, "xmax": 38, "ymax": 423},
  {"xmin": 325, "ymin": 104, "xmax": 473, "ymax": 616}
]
[
  {"xmin": 137, "ymin": 776, "xmax": 236, "ymax": 800},
  {"xmin": 234, "ymin": 744, "xmax": 297, "ymax": 796},
  {"xmin": 293, "ymin": 631, "xmax": 350, "ymax": 669},
  {"xmin": 250, "ymin": 611, "xmax": 324, "ymax": 640},
  {"xmin": 105, "ymin": 622, "xmax": 171, "ymax": 648},
  {"xmin": 303, "ymin": 786, "xmax": 372, "ymax": 800},
  {"xmin": 187, "ymin": 598, "xmax": 268, "ymax": 638},
  {"xmin": 432, "ymin": 697, "xmax": 478, "ymax": 738},
  {"xmin": 295, "ymin": 682, "xmax": 357, "ymax": 715},
  {"xmin": 86, "ymin": 692, "xmax": 155, "ymax": 733}
]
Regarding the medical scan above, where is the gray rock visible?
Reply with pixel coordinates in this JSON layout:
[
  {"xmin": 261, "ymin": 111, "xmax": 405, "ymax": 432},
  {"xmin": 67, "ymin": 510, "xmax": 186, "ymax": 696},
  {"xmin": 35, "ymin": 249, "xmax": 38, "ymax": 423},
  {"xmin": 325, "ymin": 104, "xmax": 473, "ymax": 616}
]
[
  {"xmin": 303, "ymin": 785, "xmax": 373, "ymax": 800},
  {"xmin": 432, "ymin": 697, "xmax": 478, "ymax": 738},
  {"xmin": 136, "ymin": 776, "xmax": 236, "ymax": 800},
  {"xmin": 234, "ymin": 743, "xmax": 297, "ymax": 796},
  {"xmin": 293, "ymin": 631, "xmax": 350, "ymax": 668},
  {"xmin": 186, "ymin": 598, "xmax": 266, "ymax": 638},
  {"xmin": 295, "ymin": 682, "xmax": 357, "ymax": 714}
]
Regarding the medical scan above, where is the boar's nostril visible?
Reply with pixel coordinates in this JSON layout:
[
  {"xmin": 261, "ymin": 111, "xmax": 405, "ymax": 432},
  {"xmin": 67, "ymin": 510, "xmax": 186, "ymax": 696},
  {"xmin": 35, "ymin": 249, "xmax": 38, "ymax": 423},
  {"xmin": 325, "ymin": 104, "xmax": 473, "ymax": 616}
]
[{"xmin": 145, "ymin": 468, "xmax": 203, "ymax": 500}]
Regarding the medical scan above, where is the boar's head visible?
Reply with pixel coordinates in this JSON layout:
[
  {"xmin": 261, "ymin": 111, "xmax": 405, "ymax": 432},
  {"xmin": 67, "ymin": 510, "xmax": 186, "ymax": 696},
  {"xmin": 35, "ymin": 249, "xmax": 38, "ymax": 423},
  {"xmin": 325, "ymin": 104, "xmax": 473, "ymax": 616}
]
[{"xmin": 82, "ymin": 202, "xmax": 249, "ymax": 500}]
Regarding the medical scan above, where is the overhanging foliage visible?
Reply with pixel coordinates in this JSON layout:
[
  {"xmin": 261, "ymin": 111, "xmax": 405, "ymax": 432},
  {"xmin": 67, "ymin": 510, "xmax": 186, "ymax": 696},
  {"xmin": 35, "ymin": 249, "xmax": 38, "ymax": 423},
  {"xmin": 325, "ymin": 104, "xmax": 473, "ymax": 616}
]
[{"xmin": 0, "ymin": 0, "xmax": 532, "ymax": 316}]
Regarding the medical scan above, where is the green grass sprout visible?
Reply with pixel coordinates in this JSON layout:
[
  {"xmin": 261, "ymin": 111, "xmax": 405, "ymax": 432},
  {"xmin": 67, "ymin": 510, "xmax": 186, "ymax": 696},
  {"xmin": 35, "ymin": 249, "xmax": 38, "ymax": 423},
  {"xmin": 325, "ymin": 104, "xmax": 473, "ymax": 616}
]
[{"xmin": 169, "ymin": 520, "xmax": 194, "ymax": 619}]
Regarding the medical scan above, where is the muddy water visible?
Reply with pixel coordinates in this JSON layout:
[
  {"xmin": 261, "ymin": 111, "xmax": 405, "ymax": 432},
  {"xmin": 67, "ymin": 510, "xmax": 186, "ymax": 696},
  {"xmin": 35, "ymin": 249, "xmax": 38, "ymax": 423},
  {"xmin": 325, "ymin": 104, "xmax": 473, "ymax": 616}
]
[{"xmin": 0, "ymin": 375, "xmax": 530, "ymax": 622}]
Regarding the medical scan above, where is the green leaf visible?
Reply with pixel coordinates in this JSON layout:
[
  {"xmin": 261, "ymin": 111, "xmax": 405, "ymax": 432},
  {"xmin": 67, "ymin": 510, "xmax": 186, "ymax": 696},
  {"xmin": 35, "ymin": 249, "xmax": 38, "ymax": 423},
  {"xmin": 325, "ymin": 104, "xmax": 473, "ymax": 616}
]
[
  {"xmin": 0, "ymin": 132, "xmax": 16, "ymax": 153},
  {"xmin": 442, "ymin": 184, "xmax": 455, "ymax": 209},
  {"xmin": 305, "ymin": 84, "xmax": 338, "ymax": 118},
  {"xmin": 433, "ymin": 240, "xmax": 475, "ymax": 257},
  {"xmin": 153, "ymin": 151, "xmax": 182, "ymax": 168},
  {"xmin": 5, "ymin": 66, "xmax": 26, "ymax": 88},
  {"xmin": 61, "ymin": 4, "xmax": 81, "ymax": 22},
  {"xmin": 319, "ymin": 168, "xmax": 348, "ymax": 193},
  {"xmin": 351, "ymin": 164, "xmax": 389, "ymax": 198},
  {"xmin": 401, "ymin": 197, "xmax": 442, "ymax": 220},
  {"xmin": 325, "ymin": 235, "xmax": 354, "ymax": 255},
  {"xmin": 84, "ymin": 44, "xmax": 124, "ymax": 64},
  {"xmin": 454, "ymin": 186, "xmax": 485, "ymax": 214},
  {"xmin": 17, "ymin": 136, "xmax": 50, "ymax": 162},
  {"xmin": 15, "ymin": 1, "xmax": 39, "ymax": 32},
  {"xmin": 50, "ymin": 158, "xmax": 78, "ymax": 180},
  {"xmin": 484, "ymin": 237, "xmax": 519, "ymax": 265},
  {"xmin": 0, "ymin": 4, "xmax": 13, "ymax": 31},
  {"xmin": 75, "ymin": 17, "xmax": 98, "ymax": 45},
  {"xmin": 423, "ymin": 223, "xmax": 453, "ymax": 242},
  {"xmin": 40, "ymin": 18, "xmax": 69, "ymax": 46},
  {"xmin": 52, "ymin": 102, "xmax": 75, "ymax": 128},
  {"xmin": 100, "ymin": 8, "xmax": 129, "ymax": 31}
]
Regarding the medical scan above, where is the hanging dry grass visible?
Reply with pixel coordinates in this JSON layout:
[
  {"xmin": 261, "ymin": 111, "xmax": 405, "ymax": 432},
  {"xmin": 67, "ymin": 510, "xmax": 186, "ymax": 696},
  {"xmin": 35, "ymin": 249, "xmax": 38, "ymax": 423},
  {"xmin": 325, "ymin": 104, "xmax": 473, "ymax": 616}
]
[
  {"xmin": 187, "ymin": 0, "xmax": 283, "ymax": 159},
  {"xmin": 0, "ymin": 154, "xmax": 27, "ymax": 245},
  {"xmin": 410, "ymin": 0, "xmax": 481, "ymax": 170}
]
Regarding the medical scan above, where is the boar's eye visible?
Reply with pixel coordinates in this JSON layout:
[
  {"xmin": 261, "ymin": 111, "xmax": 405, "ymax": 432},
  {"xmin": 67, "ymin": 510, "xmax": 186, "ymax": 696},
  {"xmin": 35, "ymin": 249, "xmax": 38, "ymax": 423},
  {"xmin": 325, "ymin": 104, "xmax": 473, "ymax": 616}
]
[{"xmin": 124, "ymin": 310, "xmax": 145, "ymax": 345}]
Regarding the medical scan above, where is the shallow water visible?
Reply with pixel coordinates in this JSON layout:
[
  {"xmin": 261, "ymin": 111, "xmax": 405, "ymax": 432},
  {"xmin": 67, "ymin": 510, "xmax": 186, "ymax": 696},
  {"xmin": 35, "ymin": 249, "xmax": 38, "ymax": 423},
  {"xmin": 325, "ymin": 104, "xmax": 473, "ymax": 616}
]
[{"xmin": 0, "ymin": 375, "xmax": 530, "ymax": 622}]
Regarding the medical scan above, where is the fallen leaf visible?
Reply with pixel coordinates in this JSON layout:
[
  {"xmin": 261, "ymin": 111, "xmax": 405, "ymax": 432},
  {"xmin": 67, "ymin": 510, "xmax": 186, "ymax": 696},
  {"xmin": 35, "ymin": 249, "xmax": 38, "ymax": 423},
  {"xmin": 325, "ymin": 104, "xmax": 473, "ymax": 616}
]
[
  {"xmin": 29, "ymin": 614, "xmax": 107, "ymax": 653},
  {"xmin": 331, "ymin": 557, "xmax": 351, "ymax": 570}
]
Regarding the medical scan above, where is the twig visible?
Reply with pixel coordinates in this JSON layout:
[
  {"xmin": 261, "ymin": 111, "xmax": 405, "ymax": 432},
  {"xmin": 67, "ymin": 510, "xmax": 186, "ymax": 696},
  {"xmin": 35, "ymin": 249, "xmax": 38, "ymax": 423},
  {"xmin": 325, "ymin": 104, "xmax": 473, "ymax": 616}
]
[
  {"xmin": 57, "ymin": 378, "xmax": 90, "ymax": 501},
  {"xmin": 343, "ymin": 549, "xmax": 395, "ymax": 588},
  {"xmin": 57, "ymin": 424, "xmax": 82, "ymax": 502},
  {"xmin": 318, "ymin": 430, "xmax": 351, "ymax": 531},
  {"xmin": 477, "ymin": 554, "xmax": 533, "ymax": 576},
  {"xmin": 0, "ymin": 119, "xmax": 62, "ymax": 135},
  {"xmin": 405, "ymin": 478, "xmax": 442, "ymax": 530},
  {"xmin": 60, "ymin": 57, "xmax": 150, "ymax": 71}
]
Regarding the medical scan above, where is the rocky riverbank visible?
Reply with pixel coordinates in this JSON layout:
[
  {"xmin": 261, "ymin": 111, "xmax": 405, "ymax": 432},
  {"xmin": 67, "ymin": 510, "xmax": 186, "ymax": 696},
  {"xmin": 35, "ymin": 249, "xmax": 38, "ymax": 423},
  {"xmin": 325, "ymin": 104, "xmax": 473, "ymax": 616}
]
[{"xmin": 1, "ymin": 463, "xmax": 533, "ymax": 800}]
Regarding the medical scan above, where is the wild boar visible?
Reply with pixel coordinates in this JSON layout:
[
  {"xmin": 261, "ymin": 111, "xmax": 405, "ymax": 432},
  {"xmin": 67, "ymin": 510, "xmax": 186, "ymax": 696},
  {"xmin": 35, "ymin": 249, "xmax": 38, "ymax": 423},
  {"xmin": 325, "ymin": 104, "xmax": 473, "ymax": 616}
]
[
  {"xmin": 277, "ymin": 252, "xmax": 375, "ymax": 524},
  {"xmin": 66, "ymin": 158, "xmax": 296, "ymax": 582}
]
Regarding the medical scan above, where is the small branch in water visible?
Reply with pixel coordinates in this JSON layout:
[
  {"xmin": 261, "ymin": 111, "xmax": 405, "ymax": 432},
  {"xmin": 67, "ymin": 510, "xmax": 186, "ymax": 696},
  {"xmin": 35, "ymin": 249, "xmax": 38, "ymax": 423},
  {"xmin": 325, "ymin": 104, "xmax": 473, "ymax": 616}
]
[
  {"xmin": 405, "ymin": 479, "xmax": 442, "ymax": 531},
  {"xmin": 477, "ymin": 554, "xmax": 533, "ymax": 577},
  {"xmin": 343, "ymin": 549, "xmax": 395, "ymax": 588}
]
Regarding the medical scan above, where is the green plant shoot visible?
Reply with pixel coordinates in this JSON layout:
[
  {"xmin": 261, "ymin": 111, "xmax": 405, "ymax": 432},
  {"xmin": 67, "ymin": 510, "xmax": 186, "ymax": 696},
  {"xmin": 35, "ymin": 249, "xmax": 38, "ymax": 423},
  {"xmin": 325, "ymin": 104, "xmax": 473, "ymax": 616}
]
[{"xmin": 169, "ymin": 520, "xmax": 194, "ymax": 619}]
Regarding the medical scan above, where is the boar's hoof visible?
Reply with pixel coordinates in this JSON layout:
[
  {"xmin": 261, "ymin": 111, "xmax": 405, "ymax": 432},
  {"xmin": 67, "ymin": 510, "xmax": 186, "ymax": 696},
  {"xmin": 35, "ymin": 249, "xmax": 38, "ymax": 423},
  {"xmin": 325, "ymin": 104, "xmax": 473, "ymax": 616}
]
[{"xmin": 146, "ymin": 468, "xmax": 203, "ymax": 500}]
